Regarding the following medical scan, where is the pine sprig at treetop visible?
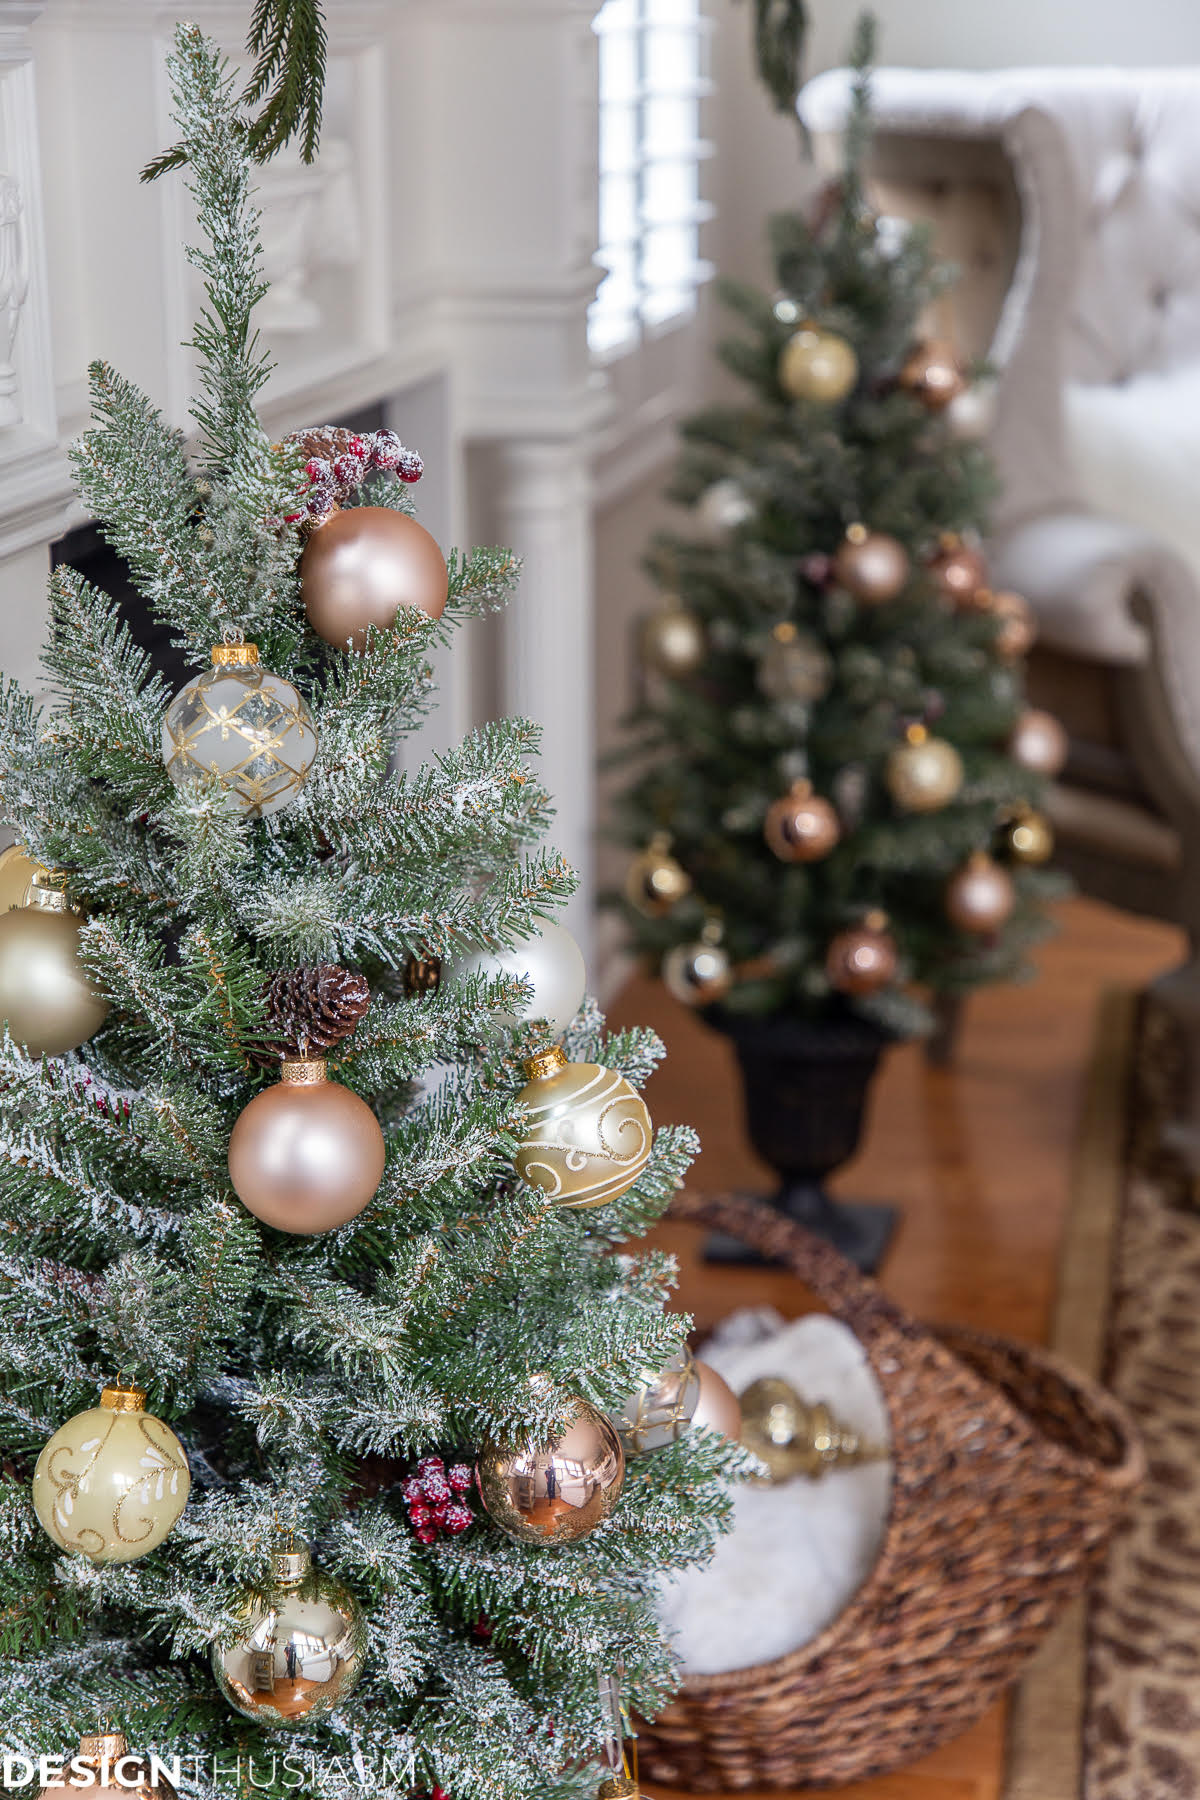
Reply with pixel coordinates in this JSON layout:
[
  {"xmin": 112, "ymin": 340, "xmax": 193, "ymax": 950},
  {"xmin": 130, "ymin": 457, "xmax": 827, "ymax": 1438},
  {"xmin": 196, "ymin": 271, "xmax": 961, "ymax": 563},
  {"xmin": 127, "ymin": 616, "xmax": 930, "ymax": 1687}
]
[{"xmin": 0, "ymin": 25, "xmax": 748, "ymax": 1799}]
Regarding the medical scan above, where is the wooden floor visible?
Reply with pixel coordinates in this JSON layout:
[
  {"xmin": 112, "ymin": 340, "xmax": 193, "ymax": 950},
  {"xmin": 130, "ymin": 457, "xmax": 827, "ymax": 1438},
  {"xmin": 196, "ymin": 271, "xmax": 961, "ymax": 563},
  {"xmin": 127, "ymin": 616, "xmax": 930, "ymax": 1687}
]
[{"xmin": 606, "ymin": 896, "xmax": 1182, "ymax": 1800}]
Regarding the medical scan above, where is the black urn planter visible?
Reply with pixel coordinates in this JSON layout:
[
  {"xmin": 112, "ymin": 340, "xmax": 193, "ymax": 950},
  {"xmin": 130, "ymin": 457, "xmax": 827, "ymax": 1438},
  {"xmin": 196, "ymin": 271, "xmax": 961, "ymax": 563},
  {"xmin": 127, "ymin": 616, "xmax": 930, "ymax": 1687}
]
[{"xmin": 703, "ymin": 1005, "xmax": 897, "ymax": 1272}]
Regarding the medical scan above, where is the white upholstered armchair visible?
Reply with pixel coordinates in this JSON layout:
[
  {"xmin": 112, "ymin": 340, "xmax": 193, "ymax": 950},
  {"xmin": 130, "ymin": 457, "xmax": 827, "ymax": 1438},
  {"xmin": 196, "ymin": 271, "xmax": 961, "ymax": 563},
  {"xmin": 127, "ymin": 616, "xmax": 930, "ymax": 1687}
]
[{"xmin": 800, "ymin": 67, "xmax": 1200, "ymax": 1171}]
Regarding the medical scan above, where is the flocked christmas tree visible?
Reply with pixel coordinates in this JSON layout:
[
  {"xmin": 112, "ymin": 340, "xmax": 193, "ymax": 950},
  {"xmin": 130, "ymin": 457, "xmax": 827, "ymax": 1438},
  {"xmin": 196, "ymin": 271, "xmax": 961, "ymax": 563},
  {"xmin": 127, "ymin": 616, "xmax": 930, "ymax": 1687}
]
[
  {"xmin": 0, "ymin": 29, "xmax": 747, "ymax": 1799},
  {"xmin": 611, "ymin": 22, "xmax": 1067, "ymax": 1038}
]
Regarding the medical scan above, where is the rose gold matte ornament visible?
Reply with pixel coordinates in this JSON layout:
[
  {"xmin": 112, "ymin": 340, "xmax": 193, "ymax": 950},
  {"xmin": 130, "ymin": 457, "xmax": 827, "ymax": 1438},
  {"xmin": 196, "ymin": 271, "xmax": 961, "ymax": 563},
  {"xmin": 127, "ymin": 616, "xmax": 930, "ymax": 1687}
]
[
  {"xmin": 692, "ymin": 1358, "xmax": 743, "ymax": 1442},
  {"xmin": 228, "ymin": 1058, "xmax": 385, "ymax": 1234},
  {"xmin": 38, "ymin": 1733, "xmax": 177, "ymax": 1800},
  {"xmin": 946, "ymin": 851, "xmax": 1016, "ymax": 934},
  {"xmin": 926, "ymin": 534, "xmax": 987, "ymax": 607},
  {"xmin": 825, "ymin": 912, "xmax": 899, "ymax": 997},
  {"xmin": 898, "ymin": 340, "xmax": 966, "ymax": 413},
  {"xmin": 301, "ymin": 507, "xmax": 449, "ymax": 650},
  {"xmin": 1009, "ymin": 708, "xmax": 1068, "ymax": 777},
  {"xmin": 477, "ymin": 1395, "xmax": 625, "ymax": 1545},
  {"xmin": 991, "ymin": 589, "xmax": 1037, "ymax": 660},
  {"xmin": 764, "ymin": 780, "xmax": 841, "ymax": 863},
  {"xmin": 833, "ymin": 524, "xmax": 909, "ymax": 604},
  {"xmin": 0, "ymin": 875, "xmax": 110, "ymax": 1057}
]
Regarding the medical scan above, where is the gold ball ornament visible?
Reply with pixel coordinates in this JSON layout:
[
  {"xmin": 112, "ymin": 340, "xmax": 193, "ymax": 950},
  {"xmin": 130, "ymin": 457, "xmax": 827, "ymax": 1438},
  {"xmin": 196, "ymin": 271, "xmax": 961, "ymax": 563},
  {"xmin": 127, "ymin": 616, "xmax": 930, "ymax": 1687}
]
[
  {"xmin": 992, "ymin": 589, "xmax": 1037, "ymax": 660},
  {"xmin": 609, "ymin": 1349, "xmax": 701, "ymax": 1454},
  {"xmin": 477, "ymin": 1394, "xmax": 625, "ymax": 1544},
  {"xmin": 0, "ymin": 875, "xmax": 110, "ymax": 1057},
  {"xmin": 926, "ymin": 535, "xmax": 988, "ymax": 607},
  {"xmin": 898, "ymin": 339, "xmax": 966, "ymax": 412},
  {"xmin": 662, "ymin": 923, "xmax": 732, "ymax": 1007},
  {"xmin": 757, "ymin": 622, "xmax": 832, "ymax": 704},
  {"xmin": 692, "ymin": 1357, "xmax": 743, "ymax": 1442},
  {"xmin": 947, "ymin": 851, "xmax": 1016, "ymax": 933},
  {"xmin": 1009, "ymin": 707, "xmax": 1068, "ymax": 777},
  {"xmin": 212, "ymin": 1542, "xmax": 367, "ymax": 1727},
  {"xmin": 300, "ymin": 506, "xmax": 449, "ymax": 650},
  {"xmin": 640, "ymin": 600, "xmax": 706, "ymax": 678},
  {"xmin": 1005, "ymin": 809, "xmax": 1055, "ymax": 865},
  {"xmin": 764, "ymin": 780, "xmax": 841, "ymax": 863},
  {"xmin": 0, "ymin": 842, "xmax": 39, "ymax": 911},
  {"xmin": 161, "ymin": 641, "xmax": 317, "ymax": 819},
  {"xmin": 779, "ymin": 326, "xmax": 858, "ymax": 404},
  {"xmin": 515, "ymin": 1044, "xmax": 652, "ymax": 1209},
  {"xmin": 38, "ymin": 1732, "xmax": 177, "ymax": 1800},
  {"xmin": 625, "ymin": 834, "xmax": 691, "ymax": 917},
  {"xmin": 834, "ymin": 523, "xmax": 910, "ymax": 604},
  {"xmin": 32, "ymin": 1380, "xmax": 190, "ymax": 1564},
  {"xmin": 886, "ymin": 724, "xmax": 964, "ymax": 814},
  {"xmin": 228, "ymin": 1058, "xmax": 386, "ymax": 1234},
  {"xmin": 826, "ymin": 912, "xmax": 899, "ymax": 997}
]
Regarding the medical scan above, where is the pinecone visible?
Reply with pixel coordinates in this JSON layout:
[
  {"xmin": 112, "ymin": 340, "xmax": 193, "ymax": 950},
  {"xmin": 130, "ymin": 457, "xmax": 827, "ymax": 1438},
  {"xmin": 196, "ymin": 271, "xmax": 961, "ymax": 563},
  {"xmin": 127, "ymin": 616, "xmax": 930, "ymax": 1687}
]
[{"xmin": 262, "ymin": 964, "xmax": 371, "ymax": 1061}]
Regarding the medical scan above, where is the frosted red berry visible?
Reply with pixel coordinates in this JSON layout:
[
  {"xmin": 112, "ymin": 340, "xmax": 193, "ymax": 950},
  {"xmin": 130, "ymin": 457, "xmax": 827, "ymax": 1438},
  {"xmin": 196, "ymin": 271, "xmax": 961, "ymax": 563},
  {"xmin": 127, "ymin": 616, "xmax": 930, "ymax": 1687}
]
[
  {"xmin": 443, "ymin": 1503, "xmax": 472, "ymax": 1535},
  {"xmin": 407, "ymin": 1503, "xmax": 432, "ymax": 1529},
  {"xmin": 402, "ymin": 1476, "xmax": 424, "ymax": 1503},
  {"xmin": 413, "ymin": 1524, "xmax": 438, "ymax": 1546},
  {"xmin": 417, "ymin": 1454, "xmax": 445, "ymax": 1476},
  {"xmin": 447, "ymin": 1464, "xmax": 472, "ymax": 1493}
]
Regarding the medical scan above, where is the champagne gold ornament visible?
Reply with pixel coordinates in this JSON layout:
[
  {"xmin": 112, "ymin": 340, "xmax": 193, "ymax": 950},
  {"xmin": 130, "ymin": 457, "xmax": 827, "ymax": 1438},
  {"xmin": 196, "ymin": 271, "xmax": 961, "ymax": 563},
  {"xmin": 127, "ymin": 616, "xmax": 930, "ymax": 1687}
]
[
  {"xmin": 38, "ymin": 1732, "xmax": 177, "ymax": 1800},
  {"xmin": 834, "ymin": 524, "xmax": 909, "ymax": 604},
  {"xmin": 946, "ymin": 851, "xmax": 1016, "ymax": 933},
  {"xmin": 0, "ymin": 873, "xmax": 110, "ymax": 1057},
  {"xmin": 898, "ymin": 339, "xmax": 966, "ymax": 412},
  {"xmin": 624, "ymin": 834, "xmax": 690, "ymax": 918},
  {"xmin": 1004, "ymin": 808, "xmax": 1054, "ymax": 865},
  {"xmin": 477, "ymin": 1395, "xmax": 624, "ymax": 1545},
  {"xmin": 212, "ymin": 1542, "xmax": 367, "ymax": 1727},
  {"xmin": 992, "ymin": 589, "xmax": 1037, "ymax": 660},
  {"xmin": 757, "ymin": 622, "xmax": 833, "ymax": 704},
  {"xmin": 1009, "ymin": 707, "xmax": 1068, "ymax": 777},
  {"xmin": 779, "ymin": 326, "xmax": 858, "ymax": 404},
  {"xmin": 696, "ymin": 479, "xmax": 753, "ymax": 539},
  {"xmin": 826, "ymin": 912, "xmax": 899, "ymax": 997},
  {"xmin": 692, "ymin": 1358, "xmax": 742, "ymax": 1442},
  {"xmin": 662, "ymin": 920, "xmax": 732, "ymax": 1007},
  {"xmin": 515, "ymin": 1044, "xmax": 652, "ymax": 1208},
  {"xmin": 609, "ymin": 1349, "xmax": 701, "ymax": 1454},
  {"xmin": 228, "ymin": 1058, "xmax": 386, "ymax": 1234},
  {"xmin": 447, "ymin": 919, "xmax": 586, "ymax": 1037},
  {"xmin": 886, "ymin": 723, "xmax": 964, "ymax": 814},
  {"xmin": 161, "ymin": 641, "xmax": 317, "ymax": 819},
  {"xmin": 926, "ymin": 534, "xmax": 987, "ymax": 607},
  {"xmin": 739, "ymin": 1376, "xmax": 887, "ymax": 1484},
  {"xmin": 640, "ymin": 599, "xmax": 706, "ymax": 679},
  {"xmin": 32, "ymin": 1380, "xmax": 190, "ymax": 1564},
  {"xmin": 763, "ymin": 780, "xmax": 841, "ymax": 863},
  {"xmin": 301, "ymin": 507, "xmax": 448, "ymax": 649},
  {"xmin": 0, "ymin": 843, "xmax": 38, "ymax": 911}
]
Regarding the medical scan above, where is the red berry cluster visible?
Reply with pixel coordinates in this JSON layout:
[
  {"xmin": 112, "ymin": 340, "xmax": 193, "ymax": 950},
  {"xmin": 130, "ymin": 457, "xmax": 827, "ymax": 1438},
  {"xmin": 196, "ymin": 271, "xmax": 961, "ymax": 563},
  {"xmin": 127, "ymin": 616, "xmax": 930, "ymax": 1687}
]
[
  {"xmin": 284, "ymin": 428, "xmax": 424, "ymax": 525},
  {"xmin": 403, "ymin": 1455, "xmax": 473, "ymax": 1546}
]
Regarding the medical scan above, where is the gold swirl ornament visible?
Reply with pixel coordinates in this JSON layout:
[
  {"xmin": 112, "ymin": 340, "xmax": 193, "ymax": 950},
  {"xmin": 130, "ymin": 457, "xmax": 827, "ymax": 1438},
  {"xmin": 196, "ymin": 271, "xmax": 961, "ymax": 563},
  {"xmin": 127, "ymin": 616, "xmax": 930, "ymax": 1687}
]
[
  {"xmin": 32, "ymin": 1381, "xmax": 190, "ymax": 1563},
  {"xmin": 515, "ymin": 1046, "xmax": 653, "ymax": 1208}
]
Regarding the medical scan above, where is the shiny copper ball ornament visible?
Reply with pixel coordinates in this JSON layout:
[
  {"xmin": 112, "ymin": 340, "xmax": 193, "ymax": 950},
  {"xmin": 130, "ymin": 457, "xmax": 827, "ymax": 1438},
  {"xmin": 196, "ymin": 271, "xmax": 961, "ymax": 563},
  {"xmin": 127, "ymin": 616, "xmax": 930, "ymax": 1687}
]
[
  {"xmin": 834, "ymin": 523, "xmax": 909, "ymax": 604},
  {"xmin": 625, "ymin": 834, "xmax": 691, "ymax": 917},
  {"xmin": 898, "ymin": 339, "xmax": 966, "ymax": 412},
  {"xmin": 212, "ymin": 1543, "xmax": 367, "ymax": 1726},
  {"xmin": 926, "ymin": 534, "xmax": 988, "ymax": 607},
  {"xmin": 1004, "ymin": 809, "xmax": 1055, "ymax": 865},
  {"xmin": 1009, "ymin": 707, "xmax": 1068, "ymax": 777},
  {"xmin": 825, "ymin": 912, "xmax": 899, "ymax": 997},
  {"xmin": 992, "ymin": 589, "xmax": 1037, "ymax": 660},
  {"xmin": 779, "ymin": 326, "xmax": 858, "ymax": 404},
  {"xmin": 946, "ymin": 851, "xmax": 1017, "ymax": 933},
  {"xmin": 757, "ymin": 622, "xmax": 832, "ymax": 704},
  {"xmin": 885, "ymin": 724, "xmax": 964, "ymax": 814},
  {"xmin": 763, "ymin": 780, "xmax": 841, "ymax": 863},
  {"xmin": 38, "ymin": 1733, "xmax": 177, "ymax": 1800},
  {"xmin": 228, "ymin": 1058, "xmax": 386, "ymax": 1234},
  {"xmin": 692, "ymin": 1357, "xmax": 742, "ymax": 1442},
  {"xmin": 515, "ymin": 1045, "xmax": 652, "ymax": 1209},
  {"xmin": 0, "ymin": 843, "xmax": 39, "ymax": 912},
  {"xmin": 301, "ymin": 507, "xmax": 449, "ymax": 650},
  {"xmin": 477, "ymin": 1395, "xmax": 625, "ymax": 1544},
  {"xmin": 662, "ymin": 923, "xmax": 732, "ymax": 1007},
  {"xmin": 640, "ymin": 600, "xmax": 706, "ymax": 678},
  {"xmin": 0, "ymin": 875, "xmax": 110, "ymax": 1057}
]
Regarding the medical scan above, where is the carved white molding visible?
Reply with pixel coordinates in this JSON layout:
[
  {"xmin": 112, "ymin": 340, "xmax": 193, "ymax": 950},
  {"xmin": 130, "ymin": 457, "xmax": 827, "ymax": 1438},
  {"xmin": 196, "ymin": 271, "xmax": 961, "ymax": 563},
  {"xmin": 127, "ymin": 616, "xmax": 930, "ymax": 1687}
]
[{"xmin": 0, "ymin": 0, "xmax": 55, "ymax": 482}]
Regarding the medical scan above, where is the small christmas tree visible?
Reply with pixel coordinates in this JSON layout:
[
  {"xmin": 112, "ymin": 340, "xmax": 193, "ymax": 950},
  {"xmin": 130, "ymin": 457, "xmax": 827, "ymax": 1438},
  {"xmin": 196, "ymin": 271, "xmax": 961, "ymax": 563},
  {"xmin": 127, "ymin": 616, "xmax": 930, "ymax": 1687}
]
[
  {"xmin": 0, "ymin": 29, "xmax": 745, "ymax": 1798},
  {"xmin": 611, "ymin": 23, "xmax": 1065, "ymax": 1040}
]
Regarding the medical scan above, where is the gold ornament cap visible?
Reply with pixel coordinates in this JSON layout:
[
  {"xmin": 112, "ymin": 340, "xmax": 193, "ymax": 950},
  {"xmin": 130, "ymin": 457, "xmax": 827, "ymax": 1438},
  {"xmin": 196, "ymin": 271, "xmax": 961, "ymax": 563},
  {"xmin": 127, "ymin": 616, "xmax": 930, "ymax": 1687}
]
[
  {"xmin": 523, "ymin": 1044, "xmax": 568, "ymax": 1082},
  {"xmin": 271, "ymin": 1543, "xmax": 312, "ymax": 1588},
  {"xmin": 27, "ymin": 871, "xmax": 71, "ymax": 914},
  {"xmin": 78, "ymin": 1733, "xmax": 130, "ymax": 1763},
  {"xmin": 279, "ymin": 1056, "xmax": 328, "ymax": 1086},
  {"xmin": 845, "ymin": 522, "xmax": 868, "ymax": 545},
  {"xmin": 100, "ymin": 1382, "xmax": 146, "ymax": 1414},
  {"xmin": 599, "ymin": 1778, "xmax": 641, "ymax": 1799},
  {"xmin": 210, "ymin": 641, "xmax": 260, "ymax": 668}
]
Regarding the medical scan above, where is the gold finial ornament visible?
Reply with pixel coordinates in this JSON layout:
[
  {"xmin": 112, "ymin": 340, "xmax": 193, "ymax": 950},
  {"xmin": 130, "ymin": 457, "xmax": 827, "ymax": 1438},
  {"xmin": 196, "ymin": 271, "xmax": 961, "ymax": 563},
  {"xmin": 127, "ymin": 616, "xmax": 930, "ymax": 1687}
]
[{"xmin": 739, "ymin": 1376, "xmax": 887, "ymax": 1483}]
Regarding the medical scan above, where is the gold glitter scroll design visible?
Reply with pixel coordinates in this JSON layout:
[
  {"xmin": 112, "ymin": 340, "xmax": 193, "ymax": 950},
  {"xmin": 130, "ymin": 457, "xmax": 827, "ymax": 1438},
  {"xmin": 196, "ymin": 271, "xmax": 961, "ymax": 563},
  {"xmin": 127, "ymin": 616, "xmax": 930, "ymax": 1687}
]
[
  {"xmin": 38, "ymin": 1411, "xmax": 189, "ymax": 1559},
  {"xmin": 161, "ymin": 666, "xmax": 317, "ymax": 819},
  {"xmin": 517, "ymin": 1066, "xmax": 652, "ymax": 1208}
]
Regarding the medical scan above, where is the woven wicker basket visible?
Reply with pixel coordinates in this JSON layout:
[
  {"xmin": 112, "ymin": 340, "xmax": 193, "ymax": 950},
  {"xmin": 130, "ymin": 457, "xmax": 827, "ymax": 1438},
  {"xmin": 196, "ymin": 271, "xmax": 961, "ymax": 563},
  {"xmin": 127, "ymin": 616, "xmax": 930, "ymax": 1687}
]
[{"xmin": 637, "ymin": 1189, "xmax": 1144, "ymax": 1792}]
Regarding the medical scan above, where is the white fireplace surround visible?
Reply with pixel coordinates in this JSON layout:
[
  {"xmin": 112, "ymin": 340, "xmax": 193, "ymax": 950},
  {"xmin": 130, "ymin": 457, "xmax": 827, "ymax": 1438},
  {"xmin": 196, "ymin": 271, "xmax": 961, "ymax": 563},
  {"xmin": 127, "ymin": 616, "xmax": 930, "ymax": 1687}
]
[{"xmin": 0, "ymin": 0, "xmax": 624, "ymax": 957}]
